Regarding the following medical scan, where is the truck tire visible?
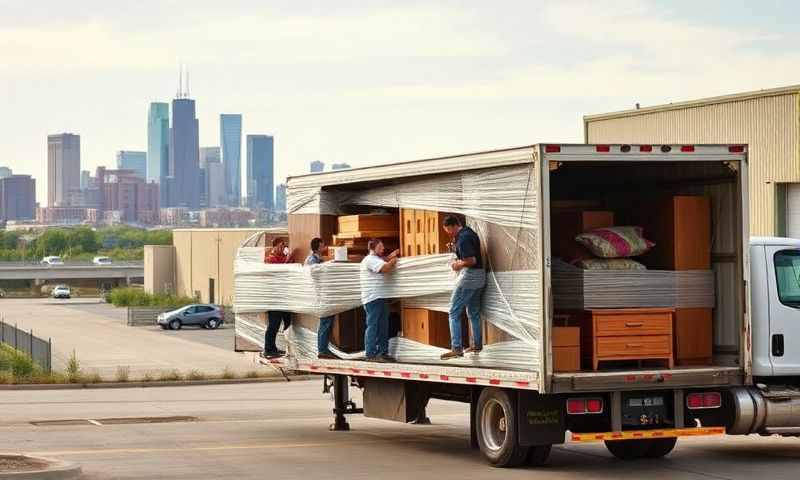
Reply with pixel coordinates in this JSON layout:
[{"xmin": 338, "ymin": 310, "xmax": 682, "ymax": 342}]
[
  {"xmin": 527, "ymin": 445, "xmax": 552, "ymax": 466},
  {"xmin": 604, "ymin": 439, "xmax": 649, "ymax": 460},
  {"xmin": 642, "ymin": 437, "xmax": 677, "ymax": 458},
  {"xmin": 476, "ymin": 387, "xmax": 529, "ymax": 468}
]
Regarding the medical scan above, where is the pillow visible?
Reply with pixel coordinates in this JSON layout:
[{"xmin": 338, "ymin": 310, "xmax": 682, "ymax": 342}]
[
  {"xmin": 575, "ymin": 226, "xmax": 655, "ymax": 258},
  {"xmin": 576, "ymin": 258, "xmax": 647, "ymax": 270}
]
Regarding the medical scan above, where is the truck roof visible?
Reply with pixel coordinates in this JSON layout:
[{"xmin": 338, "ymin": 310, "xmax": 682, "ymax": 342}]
[{"xmin": 751, "ymin": 236, "xmax": 800, "ymax": 247}]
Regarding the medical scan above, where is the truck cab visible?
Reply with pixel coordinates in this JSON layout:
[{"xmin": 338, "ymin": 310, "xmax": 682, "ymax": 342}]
[{"xmin": 751, "ymin": 237, "xmax": 800, "ymax": 377}]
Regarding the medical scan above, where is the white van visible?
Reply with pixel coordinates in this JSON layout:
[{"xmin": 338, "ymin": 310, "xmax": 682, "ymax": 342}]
[
  {"xmin": 92, "ymin": 256, "xmax": 112, "ymax": 265},
  {"xmin": 40, "ymin": 256, "xmax": 64, "ymax": 265}
]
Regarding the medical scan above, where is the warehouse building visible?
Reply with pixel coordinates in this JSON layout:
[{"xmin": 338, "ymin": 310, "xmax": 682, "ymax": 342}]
[
  {"xmin": 584, "ymin": 84, "xmax": 800, "ymax": 236},
  {"xmin": 145, "ymin": 227, "xmax": 286, "ymax": 305}
]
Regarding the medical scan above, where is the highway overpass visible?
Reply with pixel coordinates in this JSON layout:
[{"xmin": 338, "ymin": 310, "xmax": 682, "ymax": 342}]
[{"xmin": 0, "ymin": 261, "xmax": 144, "ymax": 283}]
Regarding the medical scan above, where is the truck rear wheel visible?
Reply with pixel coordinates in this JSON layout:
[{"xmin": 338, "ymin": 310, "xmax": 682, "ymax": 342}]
[
  {"xmin": 476, "ymin": 388, "xmax": 529, "ymax": 468},
  {"xmin": 604, "ymin": 437, "xmax": 677, "ymax": 460}
]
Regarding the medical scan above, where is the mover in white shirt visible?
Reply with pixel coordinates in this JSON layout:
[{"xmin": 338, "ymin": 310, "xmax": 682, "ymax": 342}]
[{"xmin": 360, "ymin": 238, "xmax": 400, "ymax": 362}]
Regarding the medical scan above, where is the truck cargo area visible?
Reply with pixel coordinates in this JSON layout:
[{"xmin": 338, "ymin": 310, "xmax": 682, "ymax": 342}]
[{"xmin": 546, "ymin": 157, "xmax": 747, "ymax": 390}]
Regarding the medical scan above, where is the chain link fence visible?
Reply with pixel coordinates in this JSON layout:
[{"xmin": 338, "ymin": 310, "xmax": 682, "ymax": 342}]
[{"xmin": 0, "ymin": 319, "xmax": 52, "ymax": 372}]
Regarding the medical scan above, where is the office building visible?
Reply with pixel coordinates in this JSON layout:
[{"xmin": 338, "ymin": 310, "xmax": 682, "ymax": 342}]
[
  {"xmin": 246, "ymin": 135, "xmax": 274, "ymax": 210},
  {"xmin": 80, "ymin": 170, "xmax": 91, "ymax": 190},
  {"xmin": 275, "ymin": 183, "xmax": 287, "ymax": 212},
  {"xmin": 0, "ymin": 175, "xmax": 35, "ymax": 221},
  {"xmin": 147, "ymin": 102, "xmax": 169, "ymax": 183},
  {"xmin": 310, "ymin": 160, "xmax": 324, "ymax": 173},
  {"xmin": 36, "ymin": 207, "xmax": 90, "ymax": 224},
  {"xmin": 206, "ymin": 160, "xmax": 226, "ymax": 207},
  {"xmin": 47, "ymin": 133, "xmax": 81, "ymax": 207},
  {"xmin": 0, "ymin": 167, "xmax": 12, "ymax": 179},
  {"xmin": 220, "ymin": 114, "xmax": 242, "ymax": 206},
  {"xmin": 116, "ymin": 150, "xmax": 147, "ymax": 179},
  {"xmin": 96, "ymin": 167, "xmax": 159, "ymax": 224},
  {"xmin": 200, "ymin": 147, "xmax": 221, "ymax": 168},
  {"xmin": 331, "ymin": 163, "xmax": 351, "ymax": 170},
  {"xmin": 169, "ymin": 97, "xmax": 200, "ymax": 208}
]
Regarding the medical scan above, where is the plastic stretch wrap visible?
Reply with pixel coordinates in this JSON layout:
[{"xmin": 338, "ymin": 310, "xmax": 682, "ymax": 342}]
[
  {"xmin": 238, "ymin": 162, "xmax": 543, "ymax": 373},
  {"xmin": 552, "ymin": 260, "xmax": 715, "ymax": 310}
]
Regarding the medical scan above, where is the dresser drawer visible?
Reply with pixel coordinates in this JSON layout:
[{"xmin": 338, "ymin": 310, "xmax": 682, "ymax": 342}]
[
  {"xmin": 594, "ymin": 314, "xmax": 672, "ymax": 337},
  {"xmin": 596, "ymin": 335, "xmax": 671, "ymax": 357}
]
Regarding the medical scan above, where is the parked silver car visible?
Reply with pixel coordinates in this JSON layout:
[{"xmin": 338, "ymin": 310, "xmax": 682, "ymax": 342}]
[{"xmin": 157, "ymin": 304, "xmax": 224, "ymax": 330}]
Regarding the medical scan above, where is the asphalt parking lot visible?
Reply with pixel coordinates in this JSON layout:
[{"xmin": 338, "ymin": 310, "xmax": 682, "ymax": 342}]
[
  {"xmin": 0, "ymin": 298, "xmax": 265, "ymax": 379},
  {"xmin": 1, "ymin": 380, "xmax": 800, "ymax": 480}
]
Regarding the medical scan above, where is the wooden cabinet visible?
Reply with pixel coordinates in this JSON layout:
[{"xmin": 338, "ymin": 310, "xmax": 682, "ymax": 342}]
[
  {"xmin": 551, "ymin": 210, "xmax": 614, "ymax": 261},
  {"xmin": 553, "ymin": 326, "xmax": 580, "ymax": 372},
  {"xmin": 338, "ymin": 214, "xmax": 398, "ymax": 234},
  {"xmin": 401, "ymin": 308, "xmax": 452, "ymax": 349},
  {"xmin": 332, "ymin": 308, "xmax": 366, "ymax": 353},
  {"xmin": 634, "ymin": 196, "xmax": 713, "ymax": 366},
  {"xmin": 583, "ymin": 308, "xmax": 674, "ymax": 370},
  {"xmin": 400, "ymin": 208, "xmax": 453, "ymax": 257}
]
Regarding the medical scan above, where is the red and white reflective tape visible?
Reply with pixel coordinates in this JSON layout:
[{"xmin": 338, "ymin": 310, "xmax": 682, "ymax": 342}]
[{"xmin": 258, "ymin": 357, "xmax": 538, "ymax": 389}]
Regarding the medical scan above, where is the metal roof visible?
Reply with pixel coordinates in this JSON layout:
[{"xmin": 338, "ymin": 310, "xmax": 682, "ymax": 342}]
[
  {"xmin": 584, "ymin": 84, "xmax": 800, "ymax": 122},
  {"xmin": 287, "ymin": 145, "xmax": 535, "ymax": 189}
]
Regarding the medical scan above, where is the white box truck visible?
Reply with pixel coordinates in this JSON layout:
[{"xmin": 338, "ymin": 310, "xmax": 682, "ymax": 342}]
[{"xmin": 234, "ymin": 144, "xmax": 800, "ymax": 467}]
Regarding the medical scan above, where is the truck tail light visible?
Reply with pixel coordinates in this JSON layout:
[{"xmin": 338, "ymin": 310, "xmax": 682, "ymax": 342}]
[
  {"xmin": 596, "ymin": 145, "xmax": 611, "ymax": 153},
  {"xmin": 687, "ymin": 392, "xmax": 721, "ymax": 409},
  {"xmin": 567, "ymin": 398, "xmax": 604, "ymax": 415}
]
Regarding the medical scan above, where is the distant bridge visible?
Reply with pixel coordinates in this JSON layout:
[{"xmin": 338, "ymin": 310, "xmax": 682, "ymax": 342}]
[{"xmin": 0, "ymin": 261, "xmax": 144, "ymax": 283}]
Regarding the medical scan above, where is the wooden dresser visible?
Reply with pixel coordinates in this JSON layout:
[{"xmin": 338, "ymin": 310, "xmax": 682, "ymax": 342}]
[{"xmin": 583, "ymin": 308, "xmax": 675, "ymax": 370}]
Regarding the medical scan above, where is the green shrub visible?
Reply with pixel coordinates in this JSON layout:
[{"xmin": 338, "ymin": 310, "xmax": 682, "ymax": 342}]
[
  {"xmin": 0, "ymin": 344, "xmax": 35, "ymax": 378},
  {"xmin": 108, "ymin": 287, "xmax": 195, "ymax": 308},
  {"xmin": 66, "ymin": 350, "xmax": 82, "ymax": 383},
  {"xmin": 221, "ymin": 367, "xmax": 236, "ymax": 379}
]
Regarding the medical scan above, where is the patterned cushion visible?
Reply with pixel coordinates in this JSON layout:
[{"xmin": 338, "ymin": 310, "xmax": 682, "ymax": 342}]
[
  {"xmin": 576, "ymin": 258, "xmax": 647, "ymax": 270},
  {"xmin": 575, "ymin": 226, "xmax": 655, "ymax": 258}
]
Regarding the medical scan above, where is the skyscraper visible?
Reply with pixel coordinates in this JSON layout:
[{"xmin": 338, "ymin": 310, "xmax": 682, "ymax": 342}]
[
  {"xmin": 80, "ymin": 170, "xmax": 90, "ymax": 190},
  {"xmin": 200, "ymin": 147, "xmax": 221, "ymax": 168},
  {"xmin": 275, "ymin": 183, "xmax": 287, "ymax": 212},
  {"xmin": 147, "ymin": 102, "xmax": 169, "ymax": 184},
  {"xmin": 47, "ymin": 133, "xmax": 80, "ymax": 207},
  {"xmin": 246, "ymin": 135, "xmax": 274, "ymax": 210},
  {"xmin": 220, "ymin": 114, "xmax": 242, "ymax": 206},
  {"xmin": 310, "ymin": 161, "xmax": 324, "ymax": 173},
  {"xmin": 116, "ymin": 151, "xmax": 147, "ymax": 179},
  {"xmin": 0, "ymin": 167, "xmax": 12, "ymax": 179},
  {"xmin": 0, "ymin": 175, "xmax": 35, "ymax": 221},
  {"xmin": 169, "ymin": 97, "xmax": 200, "ymax": 208},
  {"xmin": 206, "ymin": 161, "xmax": 226, "ymax": 207}
]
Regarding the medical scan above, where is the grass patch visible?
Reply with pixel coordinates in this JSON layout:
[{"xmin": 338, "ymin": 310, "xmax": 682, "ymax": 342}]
[
  {"xmin": 66, "ymin": 350, "xmax": 82, "ymax": 383},
  {"xmin": 158, "ymin": 370, "xmax": 183, "ymax": 381},
  {"xmin": 221, "ymin": 367, "xmax": 236, "ymax": 379},
  {"xmin": 186, "ymin": 370, "xmax": 207, "ymax": 381},
  {"xmin": 244, "ymin": 370, "xmax": 260, "ymax": 379}
]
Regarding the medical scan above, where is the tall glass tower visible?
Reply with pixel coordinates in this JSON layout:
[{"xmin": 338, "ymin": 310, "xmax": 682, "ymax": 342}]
[
  {"xmin": 169, "ymin": 97, "xmax": 200, "ymax": 208},
  {"xmin": 246, "ymin": 135, "xmax": 274, "ymax": 210},
  {"xmin": 147, "ymin": 102, "xmax": 169, "ymax": 184},
  {"xmin": 220, "ymin": 114, "xmax": 242, "ymax": 206}
]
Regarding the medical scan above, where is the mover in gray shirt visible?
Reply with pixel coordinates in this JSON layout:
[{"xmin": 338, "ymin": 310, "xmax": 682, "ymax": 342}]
[{"xmin": 305, "ymin": 238, "xmax": 336, "ymax": 359}]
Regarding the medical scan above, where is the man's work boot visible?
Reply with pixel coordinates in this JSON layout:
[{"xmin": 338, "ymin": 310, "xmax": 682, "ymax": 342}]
[
  {"xmin": 440, "ymin": 349, "xmax": 463, "ymax": 360},
  {"xmin": 464, "ymin": 346, "xmax": 482, "ymax": 355}
]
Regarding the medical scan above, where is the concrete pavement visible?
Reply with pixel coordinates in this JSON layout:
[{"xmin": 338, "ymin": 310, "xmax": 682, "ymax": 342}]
[
  {"xmin": 1, "ymin": 380, "xmax": 800, "ymax": 479},
  {"xmin": 0, "ymin": 298, "xmax": 265, "ymax": 379}
]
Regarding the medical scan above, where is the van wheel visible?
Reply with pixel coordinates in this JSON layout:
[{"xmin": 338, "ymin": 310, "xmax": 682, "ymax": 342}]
[
  {"xmin": 169, "ymin": 319, "xmax": 182, "ymax": 330},
  {"xmin": 476, "ymin": 388, "xmax": 529, "ymax": 467},
  {"xmin": 527, "ymin": 444, "xmax": 552, "ymax": 466},
  {"xmin": 642, "ymin": 438, "xmax": 677, "ymax": 458},
  {"xmin": 207, "ymin": 318, "xmax": 220, "ymax": 330},
  {"xmin": 604, "ymin": 439, "xmax": 649, "ymax": 460}
]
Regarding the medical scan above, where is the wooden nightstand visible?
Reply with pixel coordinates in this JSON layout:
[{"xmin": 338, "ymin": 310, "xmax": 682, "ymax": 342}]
[{"xmin": 583, "ymin": 308, "xmax": 675, "ymax": 370}]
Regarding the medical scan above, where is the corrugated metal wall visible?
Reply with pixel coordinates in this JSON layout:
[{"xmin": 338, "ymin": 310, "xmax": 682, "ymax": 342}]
[{"xmin": 586, "ymin": 93, "xmax": 800, "ymax": 235}]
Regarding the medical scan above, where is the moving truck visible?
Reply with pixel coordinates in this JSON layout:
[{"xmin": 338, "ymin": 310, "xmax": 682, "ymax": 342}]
[{"xmin": 234, "ymin": 144, "xmax": 800, "ymax": 467}]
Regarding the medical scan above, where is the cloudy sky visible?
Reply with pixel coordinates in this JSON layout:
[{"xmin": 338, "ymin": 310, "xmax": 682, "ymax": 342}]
[{"xmin": 2, "ymin": 0, "xmax": 799, "ymax": 203}]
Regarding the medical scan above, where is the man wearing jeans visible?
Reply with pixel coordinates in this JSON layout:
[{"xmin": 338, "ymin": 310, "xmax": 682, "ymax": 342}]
[
  {"xmin": 360, "ymin": 239, "xmax": 399, "ymax": 363},
  {"xmin": 305, "ymin": 237, "xmax": 336, "ymax": 360},
  {"xmin": 440, "ymin": 215, "xmax": 485, "ymax": 360}
]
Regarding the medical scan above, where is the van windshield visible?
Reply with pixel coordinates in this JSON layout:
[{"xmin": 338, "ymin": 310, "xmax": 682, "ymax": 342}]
[{"xmin": 774, "ymin": 249, "xmax": 800, "ymax": 307}]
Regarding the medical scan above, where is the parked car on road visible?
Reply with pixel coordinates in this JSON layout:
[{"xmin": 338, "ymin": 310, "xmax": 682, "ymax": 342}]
[
  {"xmin": 41, "ymin": 256, "xmax": 64, "ymax": 265},
  {"xmin": 157, "ymin": 304, "xmax": 224, "ymax": 330},
  {"xmin": 51, "ymin": 285, "xmax": 71, "ymax": 299},
  {"xmin": 92, "ymin": 256, "xmax": 112, "ymax": 265}
]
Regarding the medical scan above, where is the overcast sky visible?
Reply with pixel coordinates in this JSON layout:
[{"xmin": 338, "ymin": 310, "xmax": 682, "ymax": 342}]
[{"xmin": 2, "ymin": 0, "xmax": 799, "ymax": 203}]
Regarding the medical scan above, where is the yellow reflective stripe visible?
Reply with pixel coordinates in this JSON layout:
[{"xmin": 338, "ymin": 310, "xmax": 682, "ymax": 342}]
[{"xmin": 571, "ymin": 427, "xmax": 725, "ymax": 443}]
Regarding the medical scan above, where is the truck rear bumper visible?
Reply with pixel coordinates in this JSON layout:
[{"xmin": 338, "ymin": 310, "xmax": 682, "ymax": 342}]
[
  {"xmin": 552, "ymin": 366, "xmax": 743, "ymax": 393},
  {"xmin": 571, "ymin": 426, "xmax": 725, "ymax": 443}
]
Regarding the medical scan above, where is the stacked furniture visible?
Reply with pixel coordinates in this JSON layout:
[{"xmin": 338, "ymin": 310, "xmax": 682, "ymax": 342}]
[
  {"xmin": 552, "ymin": 324, "xmax": 581, "ymax": 372},
  {"xmin": 582, "ymin": 308, "xmax": 675, "ymax": 370},
  {"xmin": 399, "ymin": 209, "xmax": 464, "ymax": 348},
  {"xmin": 634, "ymin": 196, "xmax": 713, "ymax": 366}
]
